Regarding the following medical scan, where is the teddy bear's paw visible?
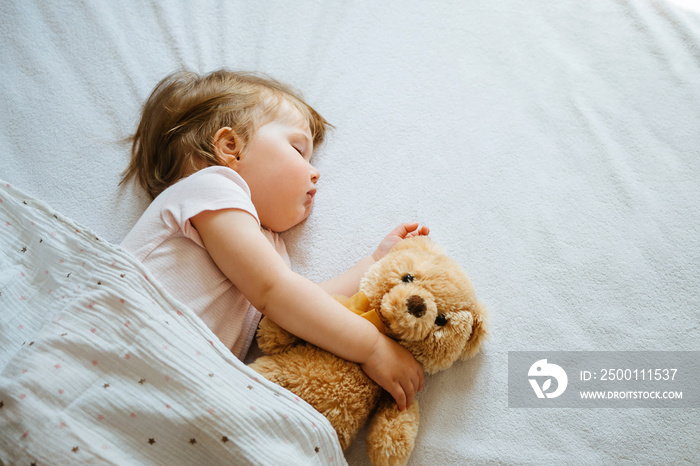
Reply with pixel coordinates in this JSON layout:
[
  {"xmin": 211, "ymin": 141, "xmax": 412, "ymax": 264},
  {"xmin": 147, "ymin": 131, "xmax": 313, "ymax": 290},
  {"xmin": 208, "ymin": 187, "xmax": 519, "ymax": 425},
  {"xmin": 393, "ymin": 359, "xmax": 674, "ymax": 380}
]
[
  {"xmin": 367, "ymin": 449, "xmax": 411, "ymax": 466},
  {"xmin": 366, "ymin": 397, "xmax": 419, "ymax": 466},
  {"xmin": 256, "ymin": 316, "xmax": 300, "ymax": 354}
]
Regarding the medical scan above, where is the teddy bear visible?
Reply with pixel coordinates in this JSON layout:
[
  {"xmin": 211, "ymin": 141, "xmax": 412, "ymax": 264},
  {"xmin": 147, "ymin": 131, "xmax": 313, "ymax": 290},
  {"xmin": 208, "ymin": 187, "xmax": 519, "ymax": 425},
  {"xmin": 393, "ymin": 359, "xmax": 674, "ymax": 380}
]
[{"xmin": 248, "ymin": 236, "xmax": 488, "ymax": 465}]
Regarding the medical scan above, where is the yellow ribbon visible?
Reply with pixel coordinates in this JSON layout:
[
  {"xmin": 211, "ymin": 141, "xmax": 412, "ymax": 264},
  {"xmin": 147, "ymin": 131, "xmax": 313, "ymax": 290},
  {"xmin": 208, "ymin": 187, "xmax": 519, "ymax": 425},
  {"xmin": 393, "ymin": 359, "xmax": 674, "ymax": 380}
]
[{"xmin": 335, "ymin": 291, "xmax": 386, "ymax": 334}]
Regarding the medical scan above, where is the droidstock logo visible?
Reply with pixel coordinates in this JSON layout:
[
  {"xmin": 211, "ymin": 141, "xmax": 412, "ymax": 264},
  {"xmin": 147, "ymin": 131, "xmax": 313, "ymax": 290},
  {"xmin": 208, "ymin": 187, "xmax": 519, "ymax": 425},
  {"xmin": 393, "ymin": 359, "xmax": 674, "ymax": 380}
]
[{"xmin": 528, "ymin": 359, "xmax": 568, "ymax": 399}]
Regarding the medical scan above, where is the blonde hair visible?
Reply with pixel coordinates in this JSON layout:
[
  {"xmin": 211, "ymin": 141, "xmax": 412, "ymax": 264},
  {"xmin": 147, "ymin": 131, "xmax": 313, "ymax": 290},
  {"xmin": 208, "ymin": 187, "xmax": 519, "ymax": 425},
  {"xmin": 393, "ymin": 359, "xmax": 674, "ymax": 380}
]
[{"xmin": 121, "ymin": 69, "xmax": 331, "ymax": 199}]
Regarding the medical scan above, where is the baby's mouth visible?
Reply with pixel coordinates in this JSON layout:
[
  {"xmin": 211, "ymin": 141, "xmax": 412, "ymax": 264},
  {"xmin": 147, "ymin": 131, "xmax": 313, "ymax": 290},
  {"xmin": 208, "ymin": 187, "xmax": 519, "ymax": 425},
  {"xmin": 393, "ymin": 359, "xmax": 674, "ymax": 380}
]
[{"xmin": 305, "ymin": 188, "xmax": 317, "ymax": 204}]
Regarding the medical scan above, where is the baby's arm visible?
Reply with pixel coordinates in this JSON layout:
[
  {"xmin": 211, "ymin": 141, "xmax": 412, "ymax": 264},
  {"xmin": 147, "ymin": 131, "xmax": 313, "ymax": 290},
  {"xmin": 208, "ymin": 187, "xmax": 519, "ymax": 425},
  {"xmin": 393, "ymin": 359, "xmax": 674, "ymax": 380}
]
[
  {"xmin": 318, "ymin": 222, "xmax": 430, "ymax": 297},
  {"xmin": 192, "ymin": 209, "xmax": 424, "ymax": 410}
]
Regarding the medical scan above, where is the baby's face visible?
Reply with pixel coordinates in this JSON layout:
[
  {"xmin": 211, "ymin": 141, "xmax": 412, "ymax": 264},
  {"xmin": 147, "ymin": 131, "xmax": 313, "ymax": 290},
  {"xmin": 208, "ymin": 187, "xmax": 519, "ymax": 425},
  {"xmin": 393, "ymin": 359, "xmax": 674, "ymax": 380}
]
[{"xmin": 234, "ymin": 100, "xmax": 319, "ymax": 232}]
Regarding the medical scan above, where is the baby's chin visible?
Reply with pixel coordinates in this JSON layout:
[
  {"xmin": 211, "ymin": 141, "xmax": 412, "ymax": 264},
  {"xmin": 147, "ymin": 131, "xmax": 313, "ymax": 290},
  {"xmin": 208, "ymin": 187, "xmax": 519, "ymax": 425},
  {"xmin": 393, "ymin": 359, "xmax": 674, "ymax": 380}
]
[{"xmin": 263, "ymin": 209, "xmax": 313, "ymax": 233}]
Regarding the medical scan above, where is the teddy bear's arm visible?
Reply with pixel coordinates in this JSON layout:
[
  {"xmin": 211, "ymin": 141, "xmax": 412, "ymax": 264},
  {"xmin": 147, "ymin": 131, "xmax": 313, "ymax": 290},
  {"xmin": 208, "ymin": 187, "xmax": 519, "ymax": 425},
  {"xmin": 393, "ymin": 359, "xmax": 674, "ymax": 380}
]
[
  {"xmin": 256, "ymin": 315, "xmax": 301, "ymax": 354},
  {"xmin": 366, "ymin": 392, "xmax": 420, "ymax": 466}
]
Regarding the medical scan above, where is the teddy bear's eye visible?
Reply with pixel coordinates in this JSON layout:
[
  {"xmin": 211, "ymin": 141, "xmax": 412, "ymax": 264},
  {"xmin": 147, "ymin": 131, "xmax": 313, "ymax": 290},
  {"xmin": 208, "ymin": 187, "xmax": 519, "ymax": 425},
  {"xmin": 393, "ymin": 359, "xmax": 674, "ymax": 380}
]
[
  {"xmin": 402, "ymin": 274, "xmax": 414, "ymax": 283},
  {"xmin": 435, "ymin": 313, "xmax": 448, "ymax": 326}
]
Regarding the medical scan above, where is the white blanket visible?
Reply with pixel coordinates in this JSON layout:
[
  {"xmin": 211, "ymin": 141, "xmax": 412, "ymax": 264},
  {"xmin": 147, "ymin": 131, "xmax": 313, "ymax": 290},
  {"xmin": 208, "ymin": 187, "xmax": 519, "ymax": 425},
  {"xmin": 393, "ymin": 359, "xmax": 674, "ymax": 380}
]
[
  {"xmin": 1, "ymin": 0, "xmax": 699, "ymax": 464},
  {"xmin": 0, "ymin": 182, "xmax": 344, "ymax": 465}
]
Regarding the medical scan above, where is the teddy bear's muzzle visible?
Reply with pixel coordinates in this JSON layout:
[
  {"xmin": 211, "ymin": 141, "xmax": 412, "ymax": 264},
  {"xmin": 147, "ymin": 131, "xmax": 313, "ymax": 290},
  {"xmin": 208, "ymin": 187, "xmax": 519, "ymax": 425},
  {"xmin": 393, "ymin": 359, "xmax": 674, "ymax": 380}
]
[{"xmin": 380, "ymin": 286, "xmax": 438, "ymax": 342}]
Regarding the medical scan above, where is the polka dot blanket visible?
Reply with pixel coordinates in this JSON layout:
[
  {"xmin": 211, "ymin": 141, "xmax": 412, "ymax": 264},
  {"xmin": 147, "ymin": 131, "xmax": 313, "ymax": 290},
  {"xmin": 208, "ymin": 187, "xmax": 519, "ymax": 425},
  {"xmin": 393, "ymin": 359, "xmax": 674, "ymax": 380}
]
[{"xmin": 0, "ymin": 181, "xmax": 345, "ymax": 465}]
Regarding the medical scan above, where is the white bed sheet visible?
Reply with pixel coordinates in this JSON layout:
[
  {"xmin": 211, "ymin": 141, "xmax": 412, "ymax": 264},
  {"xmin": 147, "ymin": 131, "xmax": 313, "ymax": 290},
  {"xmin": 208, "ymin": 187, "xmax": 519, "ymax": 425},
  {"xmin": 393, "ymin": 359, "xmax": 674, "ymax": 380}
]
[{"xmin": 2, "ymin": 0, "xmax": 699, "ymax": 464}]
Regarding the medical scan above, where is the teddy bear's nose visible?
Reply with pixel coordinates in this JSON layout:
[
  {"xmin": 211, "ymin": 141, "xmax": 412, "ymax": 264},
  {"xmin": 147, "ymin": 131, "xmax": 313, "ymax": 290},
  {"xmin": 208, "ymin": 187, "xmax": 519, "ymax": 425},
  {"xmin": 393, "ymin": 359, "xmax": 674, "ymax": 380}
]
[{"xmin": 406, "ymin": 295, "xmax": 427, "ymax": 317}]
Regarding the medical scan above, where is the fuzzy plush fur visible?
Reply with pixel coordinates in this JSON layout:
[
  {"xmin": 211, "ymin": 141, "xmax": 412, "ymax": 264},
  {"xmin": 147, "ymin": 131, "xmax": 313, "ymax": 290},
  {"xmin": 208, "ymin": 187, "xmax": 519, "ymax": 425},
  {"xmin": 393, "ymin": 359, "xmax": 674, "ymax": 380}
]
[{"xmin": 249, "ymin": 237, "xmax": 488, "ymax": 465}]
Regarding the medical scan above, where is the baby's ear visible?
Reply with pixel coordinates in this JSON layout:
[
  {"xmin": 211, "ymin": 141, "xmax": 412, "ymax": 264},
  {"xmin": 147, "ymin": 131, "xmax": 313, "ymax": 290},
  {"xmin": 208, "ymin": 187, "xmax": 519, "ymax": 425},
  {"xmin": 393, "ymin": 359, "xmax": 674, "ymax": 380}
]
[
  {"xmin": 460, "ymin": 302, "xmax": 489, "ymax": 360},
  {"xmin": 212, "ymin": 127, "xmax": 242, "ymax": 165}
]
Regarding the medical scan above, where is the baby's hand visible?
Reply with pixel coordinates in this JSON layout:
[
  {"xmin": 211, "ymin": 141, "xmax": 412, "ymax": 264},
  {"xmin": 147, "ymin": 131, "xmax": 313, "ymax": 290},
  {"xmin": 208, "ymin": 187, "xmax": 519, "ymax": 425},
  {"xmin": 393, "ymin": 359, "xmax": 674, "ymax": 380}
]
[
  {"xmin": 360, "ymin": 334, "xmax": 424, "ymax": 410},
  {"xmin": 372, "ymin": 222, "xmax": 430, "ymax": 261}
]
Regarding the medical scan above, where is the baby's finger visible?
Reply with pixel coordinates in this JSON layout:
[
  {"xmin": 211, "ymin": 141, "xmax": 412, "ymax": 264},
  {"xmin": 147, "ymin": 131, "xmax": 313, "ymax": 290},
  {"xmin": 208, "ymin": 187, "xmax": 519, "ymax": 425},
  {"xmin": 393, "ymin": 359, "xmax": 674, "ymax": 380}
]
[
  {"xmin": 389, "ymin": 383, "xmax": 407, "ymax": 411},
  {"xmin": 406, "ymin": 225, "xmax": 429, "ymax": 238},
  {"xmin": 394, "ymin": 222, "xmax": 419, "ymax": 237},
  {"xmin": 413, "ymin": 372, "xmax": 423, "ymax": 393},
  {"xmin": 400, "ymin": 379, "xmax": 416, "ymax": 409}
]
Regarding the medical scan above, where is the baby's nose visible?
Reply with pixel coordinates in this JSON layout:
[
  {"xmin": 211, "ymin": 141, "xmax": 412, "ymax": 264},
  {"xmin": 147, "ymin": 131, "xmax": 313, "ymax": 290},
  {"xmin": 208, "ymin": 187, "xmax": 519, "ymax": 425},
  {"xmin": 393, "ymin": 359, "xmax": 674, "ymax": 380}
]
[
  {"xmin": 310, "ymin": 165, "xmax": 320, "ymax": 183},
  {"xmin": 406, "ymin": 295, "xmax": 426, "ymax": 317}
]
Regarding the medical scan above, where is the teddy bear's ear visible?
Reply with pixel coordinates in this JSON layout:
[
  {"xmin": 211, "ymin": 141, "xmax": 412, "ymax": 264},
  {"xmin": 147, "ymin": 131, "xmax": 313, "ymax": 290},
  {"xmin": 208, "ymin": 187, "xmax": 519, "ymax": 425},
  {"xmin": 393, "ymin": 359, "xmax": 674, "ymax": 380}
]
[{"xmin": 460, "ymin": 302, "xmax": 489, "ymax": 360}]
